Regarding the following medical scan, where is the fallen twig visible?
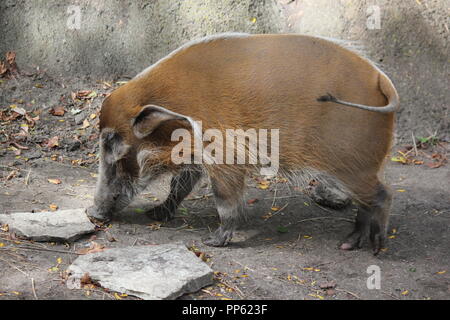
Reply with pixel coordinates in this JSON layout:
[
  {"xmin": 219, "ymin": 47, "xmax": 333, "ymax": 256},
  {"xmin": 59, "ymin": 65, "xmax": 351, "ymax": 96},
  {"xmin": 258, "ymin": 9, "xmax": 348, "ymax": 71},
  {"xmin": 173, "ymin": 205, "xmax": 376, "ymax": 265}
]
[
  {"xmin": 271, "ymin": 185, "xmax": 278, "ymax": 208},
  {"xmin": 382, "ymin": 290, "xmax": 400, "ymax": 300},
  {"xmin": 335, "ymin": 288, "xmax": 360, "ymax": 299},
  {"xmin": 31, "ymin": 278, "xmax": 38, "ymax": 300},
  {"xmin": 0, "ymin": 245, "xmax": 81, "ymax": 255},
  {"xmin": 411, "ymin": 132, "xmax": 418, "ymax": 157},
  {"xmin": 294, "ymin": 217, "xmax": 354, "ymax": 224},
  {"xmin": 220, "ymin": 279, "xmax": 245, "ymax": 298},
  {"xmin": 25, "ymin": 169, "xmax": 31, "ymax": 185}
]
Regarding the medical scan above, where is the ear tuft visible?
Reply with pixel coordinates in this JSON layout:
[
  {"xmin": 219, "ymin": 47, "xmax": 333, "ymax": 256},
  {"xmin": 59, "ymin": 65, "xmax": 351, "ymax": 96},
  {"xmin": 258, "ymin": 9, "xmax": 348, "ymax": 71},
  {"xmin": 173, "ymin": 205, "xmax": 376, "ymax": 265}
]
[{"xmin": 132, "ymin": 105, "xmax": 189, "ymax": 139}]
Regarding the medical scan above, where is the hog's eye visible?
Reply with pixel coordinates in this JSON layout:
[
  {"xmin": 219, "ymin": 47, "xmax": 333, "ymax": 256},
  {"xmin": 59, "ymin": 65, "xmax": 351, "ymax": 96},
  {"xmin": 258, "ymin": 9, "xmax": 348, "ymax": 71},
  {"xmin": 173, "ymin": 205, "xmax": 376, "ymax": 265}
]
[{"xmin": 100, "ymin": 129, "xmax": 131, "ymax": 164}]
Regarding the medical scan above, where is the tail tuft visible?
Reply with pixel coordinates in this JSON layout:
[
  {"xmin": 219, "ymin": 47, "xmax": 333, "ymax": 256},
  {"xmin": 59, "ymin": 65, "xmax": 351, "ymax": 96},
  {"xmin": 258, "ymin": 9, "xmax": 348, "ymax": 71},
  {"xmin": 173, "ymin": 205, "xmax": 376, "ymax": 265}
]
[{"xmin": 317, "ymin": 93, "xmax": 337, "ymax": 103}]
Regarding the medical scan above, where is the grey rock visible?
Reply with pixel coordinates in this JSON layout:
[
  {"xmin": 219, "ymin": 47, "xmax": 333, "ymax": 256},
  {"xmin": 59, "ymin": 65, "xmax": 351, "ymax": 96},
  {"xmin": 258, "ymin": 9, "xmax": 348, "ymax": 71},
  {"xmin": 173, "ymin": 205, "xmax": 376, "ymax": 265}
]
[
  {"xmin": 0, "ymin": 208, "xmax": 95, "ymax": 242},
  {"xmin": 66, "ymin": 243, "xmax": 214, "ymax": 300}
]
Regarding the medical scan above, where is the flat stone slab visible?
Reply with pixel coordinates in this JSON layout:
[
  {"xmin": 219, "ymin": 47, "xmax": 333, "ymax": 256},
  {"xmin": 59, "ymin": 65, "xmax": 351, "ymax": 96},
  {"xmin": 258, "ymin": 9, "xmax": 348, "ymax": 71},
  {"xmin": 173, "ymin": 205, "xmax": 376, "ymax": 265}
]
[
  {"xmin": 66, "ymin": 243, "xmax": 214, "ymax": 300},
  {"xmin": 0, "ymin": 208, "xmax": 95, "ymax": 242}
]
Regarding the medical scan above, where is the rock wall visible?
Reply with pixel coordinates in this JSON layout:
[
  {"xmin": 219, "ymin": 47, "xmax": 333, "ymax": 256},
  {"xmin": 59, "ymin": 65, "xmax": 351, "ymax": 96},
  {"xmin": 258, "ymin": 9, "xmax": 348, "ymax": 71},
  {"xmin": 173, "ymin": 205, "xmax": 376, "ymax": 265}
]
[
  {"xmin": 0, "ymin": 0, "xmax": 448, "ymax": 140},
  {"xmin": 0, "ymin": 0, "xmax": 283, "ymax": 77}
]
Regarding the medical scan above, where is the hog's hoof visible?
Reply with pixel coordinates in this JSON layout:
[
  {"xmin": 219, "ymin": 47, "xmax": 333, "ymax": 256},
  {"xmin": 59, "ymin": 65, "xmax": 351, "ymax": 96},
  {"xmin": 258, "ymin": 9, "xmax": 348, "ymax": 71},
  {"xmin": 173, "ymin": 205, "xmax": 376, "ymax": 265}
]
[
  {"xmin": 146, "ymin": 204, "xmax": 175, "ymax": 222},
  {"xmin": 339, "ymin": 230, "xmax": 367, "ymax": 251},
  {"xmin": 202, "ymin": 227, "xmax": 233, "ymax": 247},
  {"xmin": 85, "ymin": 207, "xmax": 111, "ymax": 224},
  {"xmin": 340, "ymin": 224, "xmax": 386, "ymax": 255},
  {"xmin": 369, "ymin": 222, "xmax": 386, "ymax": 256}
]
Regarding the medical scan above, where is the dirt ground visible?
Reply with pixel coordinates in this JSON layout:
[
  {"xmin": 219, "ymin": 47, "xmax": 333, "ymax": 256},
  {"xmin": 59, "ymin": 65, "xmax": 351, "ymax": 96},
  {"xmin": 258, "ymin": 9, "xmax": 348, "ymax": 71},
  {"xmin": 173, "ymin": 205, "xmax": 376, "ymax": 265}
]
[{"xmin": 0, "ymin": 72, "xmax": 449, "ymax": 300}]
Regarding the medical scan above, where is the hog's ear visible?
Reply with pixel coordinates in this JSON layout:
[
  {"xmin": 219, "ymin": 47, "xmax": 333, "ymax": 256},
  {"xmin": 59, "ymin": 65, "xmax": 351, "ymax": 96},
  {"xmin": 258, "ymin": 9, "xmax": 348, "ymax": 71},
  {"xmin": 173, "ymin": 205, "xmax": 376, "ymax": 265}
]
[
  {"xmin": 100, "ymin": 129, "xmax": 131, "ymax": 164},
  {"xmin": 132, "ymin": 105, "xmax": 190, "ymax": 139}
]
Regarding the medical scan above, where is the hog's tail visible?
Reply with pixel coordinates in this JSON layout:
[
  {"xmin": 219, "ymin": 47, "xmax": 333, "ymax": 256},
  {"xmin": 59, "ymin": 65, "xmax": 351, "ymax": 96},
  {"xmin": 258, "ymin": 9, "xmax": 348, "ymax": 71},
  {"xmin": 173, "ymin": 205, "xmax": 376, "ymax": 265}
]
[{"xmin": 317, "ymin": 71, "xmax": 399, "ymax": 113}]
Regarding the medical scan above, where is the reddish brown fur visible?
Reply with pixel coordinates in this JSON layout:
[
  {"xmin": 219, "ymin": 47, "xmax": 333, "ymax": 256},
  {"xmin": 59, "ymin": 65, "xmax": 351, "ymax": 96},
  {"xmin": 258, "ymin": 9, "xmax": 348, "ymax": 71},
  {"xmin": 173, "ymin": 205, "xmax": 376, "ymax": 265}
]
[{"xmin": 100, "ymin": 34, "xmax": 396, "ymax": 203}]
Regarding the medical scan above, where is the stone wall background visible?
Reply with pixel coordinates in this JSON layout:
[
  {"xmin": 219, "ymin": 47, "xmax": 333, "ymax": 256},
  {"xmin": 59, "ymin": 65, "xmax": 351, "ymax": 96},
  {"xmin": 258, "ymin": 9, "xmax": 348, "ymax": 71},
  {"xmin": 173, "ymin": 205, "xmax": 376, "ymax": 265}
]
[{"xmin": 0, "ymin": 0, "xmax": 448, "ymax": 141}]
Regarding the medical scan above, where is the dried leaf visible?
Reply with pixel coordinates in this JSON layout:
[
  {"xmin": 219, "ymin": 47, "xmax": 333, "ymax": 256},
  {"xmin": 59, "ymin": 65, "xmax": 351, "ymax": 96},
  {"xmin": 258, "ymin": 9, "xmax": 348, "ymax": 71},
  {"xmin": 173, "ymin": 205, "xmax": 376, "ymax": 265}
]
[
  {"xmin": 319, "ymin": 281, "xmax": 336, "ymax": 289},
  {"xmin": 261, "ymin": 212, "xmax": 272, "ymax": 220},
  {"xmin": 6, "ymin": 170, "xmax": 18, "ymax": 181},
  {"xmin": 19, "ymin": 123, "xmax": 29, "ymax": 136},
  {"xmin": 105, "ymin": 231, "xmax": 117, "ymax": 242},
  {"xmin": 2, "ymin": 51, "xmax": 18, "ymax": 75},
  {"xmin": 426, "ymin": 154, "xmax": 447, "ymax": 169},
  {"xmin": 10, "ymin": 105, "xmax": 26, "ymax": 116},
  {"xmin": 75, "ymin": 90, "xmax": 97, "ymax": 100},
  {"xmin": 0, "ymin": 61, "xmax": 7, "ymax": 76},
  {"xmin": 80, "ymin": 273, "xmax": 93, "ymax": 286},
  {"xmin": 147, "ymin": 223, "xmax": 161, "ymax": 231},
  {"xmin": 25, "ymin": 113, "xmax": 39, "ymax": 126},
  {"xmin": 76, "ymin": 241, "xmax": 105, "ymax": 255},
  {"xmin": 48, "ymin": 178, "xmax": 62, "ymax": 185},
  {"xmin": 257, "ymin": 183, "xmax": 269, "ymax": 190},
  {"xmin": 391, "ymin": 156, "xmax": 407, "ymax": 164},
  {"xmin": 6, "ymin": 51, "xmax": 16, "ymax": 66},
  {"xmin": 87, "ymin": 91, "xmax": 97, "ymax": 99},
  {"xmin": 43, "ymin": 136, "xmax": 59, "ymax": 148},
  {"xmin": 81, "ymin": 119, "xmax": 90, "ymax": 129},
  {"xmin": 49, "ymin": 106, "xmax": 66, "ymax": 116}
]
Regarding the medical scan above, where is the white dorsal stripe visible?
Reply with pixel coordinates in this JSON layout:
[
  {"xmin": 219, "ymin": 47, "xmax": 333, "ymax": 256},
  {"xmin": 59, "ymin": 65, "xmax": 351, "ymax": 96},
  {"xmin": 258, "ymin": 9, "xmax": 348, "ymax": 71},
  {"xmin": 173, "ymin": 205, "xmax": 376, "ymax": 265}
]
[{"xmin": 134, "ymin": 32, "xmax": 250, "ymax": 79}]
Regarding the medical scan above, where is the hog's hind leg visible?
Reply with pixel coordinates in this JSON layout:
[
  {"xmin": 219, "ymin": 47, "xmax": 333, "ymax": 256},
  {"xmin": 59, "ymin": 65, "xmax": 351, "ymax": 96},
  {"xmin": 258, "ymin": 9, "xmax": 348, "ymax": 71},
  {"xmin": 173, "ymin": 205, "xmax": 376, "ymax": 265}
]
[{"xmin": 340, "ymin": 182, "xmax": 392, "ymax": 255}]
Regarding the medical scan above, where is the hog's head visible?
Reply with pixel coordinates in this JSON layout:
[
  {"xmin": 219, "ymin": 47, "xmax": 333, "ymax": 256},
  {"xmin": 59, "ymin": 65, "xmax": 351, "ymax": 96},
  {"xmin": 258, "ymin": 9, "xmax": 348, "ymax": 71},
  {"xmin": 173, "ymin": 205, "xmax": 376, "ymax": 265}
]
[{"xmin": 86, "ymin": 100, "xmax": 194, "ymax": 222}]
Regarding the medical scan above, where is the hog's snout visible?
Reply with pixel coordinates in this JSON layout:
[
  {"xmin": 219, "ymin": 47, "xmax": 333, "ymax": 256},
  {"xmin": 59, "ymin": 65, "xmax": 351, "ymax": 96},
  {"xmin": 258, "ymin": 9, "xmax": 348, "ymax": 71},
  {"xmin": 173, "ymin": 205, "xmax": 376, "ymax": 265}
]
[{"xmin": 86, "ymin": 205, "xmax": 112, "ymax": 223}]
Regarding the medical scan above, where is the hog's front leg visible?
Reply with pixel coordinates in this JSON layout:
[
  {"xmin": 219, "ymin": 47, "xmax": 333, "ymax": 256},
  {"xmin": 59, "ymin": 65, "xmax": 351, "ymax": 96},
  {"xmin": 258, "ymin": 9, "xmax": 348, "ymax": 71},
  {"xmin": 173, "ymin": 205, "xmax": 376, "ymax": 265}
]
[
  {"xmin": 148, "ymin": 169, "xmax": 202, "ymax": 222},
  {"xmin": 202, "ymin": 170, "xmax": 246, "ymax": 247}
]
